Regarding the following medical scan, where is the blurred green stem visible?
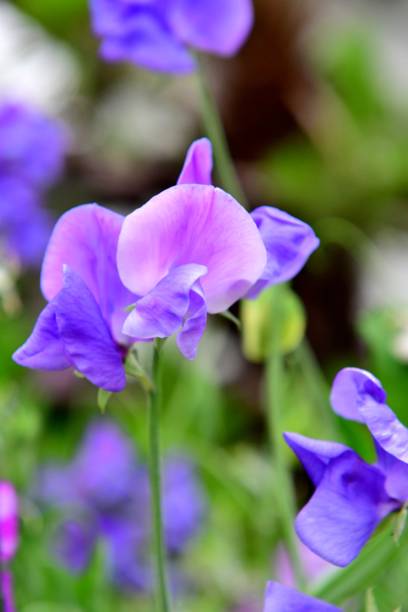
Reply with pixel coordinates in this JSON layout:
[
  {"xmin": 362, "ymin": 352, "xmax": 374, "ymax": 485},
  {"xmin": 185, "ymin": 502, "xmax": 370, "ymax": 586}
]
[
  {"xmin": 267, "ymin": 288, "xmax": 306, "ymax": 591},
  {"xmin": 147, "ymin": 341, "xmax": 171, "ymax": 612},
  {"xmin": 195, "ymin": 55, "xmax": 246, "ymax": 205}
]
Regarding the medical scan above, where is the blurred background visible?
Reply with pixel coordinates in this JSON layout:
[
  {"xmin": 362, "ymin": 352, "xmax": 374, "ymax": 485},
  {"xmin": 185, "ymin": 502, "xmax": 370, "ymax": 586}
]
[{"xmin": 2, "ymin": 0, "xmax": 408, "ymax": 609}]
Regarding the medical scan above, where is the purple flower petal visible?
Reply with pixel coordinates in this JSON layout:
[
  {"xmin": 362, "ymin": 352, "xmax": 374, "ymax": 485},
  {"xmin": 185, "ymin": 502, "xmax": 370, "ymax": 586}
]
[
  {"xmin": 54, "ymin": 268, "xmax": 126, "ymax": 392},
  {"xmin": 73, "ymin": 421, "xmax": 139, "ymax": 507},
  {"xmin": 330, "ymin": 367, "xmax": 387, "ymax": 424},
  {"xmin": 295, "ymin": 451, "xmax": 394, "ymax": 566},
  {"xmin": 123, "ymin": 264, "xmax": 207, "ymax": 359},
  {"xmin": 91, "ymin": 2, "xmax": 194, "ymax": 73},
  {"xmin": 41, "ymin": 203, "xmax": 134, "ymax": 343},
  {"xmin": 13, "ymin": 302, "xmax": 71, "ymax": 371},
  {"xmin": 284, "ymin": 433, "xmax": 350, "ymax": 487},
  {"xmin": 55, "ymin": 520, "xmax": 96, "ymax": 573},
  {"xmin": 247, "ymin": 207, "xmax": 319, "ymax": 298},
  {"xmin": 375, "ymin": 441, "xmax": 408, "ymax": 502},
  {"xmin": 168, "ymin": 0, "xmax": 254, "ymax": 57},
  {"xmin": 263, "ymin": 582, "xmax": 340, "ymax": 612},
  {"xmin": 360, "ymin": 399, "xmax": 408, "ymax": 466},
  {"xmin": 177, "ymin": 138, "xmax": 213, "ymax": 186},
  {"xmin": 118, "ymin": 184, "xmax": 266, "ymax": 313}
]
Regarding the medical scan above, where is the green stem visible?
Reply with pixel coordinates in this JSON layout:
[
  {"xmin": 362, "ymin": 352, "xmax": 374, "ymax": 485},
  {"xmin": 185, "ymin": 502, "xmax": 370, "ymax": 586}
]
[
  {"xmin": 266, "ymin": 289, "xmax": 306, "ymax": 591},
  {"xmin": 195, "ymin": 55, "xmax": 247, "ymax": 205},
  {"xmin": 147, "ymin": 342, "xmax": 171, "ymax": 612}
]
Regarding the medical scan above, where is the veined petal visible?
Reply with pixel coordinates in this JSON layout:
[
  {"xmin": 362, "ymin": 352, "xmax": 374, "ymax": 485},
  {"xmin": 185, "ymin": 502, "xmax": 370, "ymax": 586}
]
[
  {"xmin": 40, "ymin": 203, "xmax": 134, "ymax": 341},
  {"xmin": 284, "ymin": 433, "xmax": 350, "ymax": 487},
  {"xmin": 169, "ymin": 0, "xmax": 254, "ymax": 57},
  {"xmin": 295, "ymin": 451, "xmax": 393, "ymax": 566},
  {"xmin": 13, "ymin": 302, "xmax": 70, "ymax": 371},
  {"xmin": 118, "ymin": 184, "xmax": 266, "ymax": 313},
  {"xmin": 263, "ymin": 582, "xmax": 340, "ymax": 612},
  {"xmin": 330, "ymin": 367, "xmax": 387, "ymax": 423},
  {"xmin": 122, "ymin": 264, "xmax": 207, "ymax": 351},
  {"xmin": 247, "ymin": 207, "xmax": 319, "ymax": 298},
  {"xmin": 177, "ymin": 138, "xmax": 213, "ymax": 186},
  {"xmin": 55, "ymin": 268, "xmax": 126, "ymax": 392}
]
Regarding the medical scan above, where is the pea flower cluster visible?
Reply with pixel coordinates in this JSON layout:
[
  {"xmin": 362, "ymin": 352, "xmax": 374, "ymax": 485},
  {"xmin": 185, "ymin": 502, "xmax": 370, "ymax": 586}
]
[
  {"xmin": 285, "ymin": 367, "xmax": 408, "ymax": 566},
  {"xmin": 89, "ymin": 0, "xmax": 254, "ymax": 73},
  {"xmin": 14, "ymin": 138, "xmax": 318, "ymax": 391},
  {"xmin": 0, "ymin": 101, "xmax": 66, "ymax": 266},
  {"xmin": 34, "ymin": 420, "xmax": 205, "ymax": 592}
]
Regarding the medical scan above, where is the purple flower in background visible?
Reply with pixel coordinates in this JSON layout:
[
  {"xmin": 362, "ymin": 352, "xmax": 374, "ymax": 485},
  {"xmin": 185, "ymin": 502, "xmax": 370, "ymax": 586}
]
[
  {"xmin": 263, "ymin": 582, "xmax": 340, "ymax": 612},
  {"xmin": 13, "ymin": 204, "xmax": 136, "ymax": 391},
  {"xmin": 118, "ymin": 138, "xmax": 318, "ymax": 359},
  {"xmin": 0, "ymin": 101, "xmax": 66, "ymax": 266},
  {"xmin": 0, "ymin": 102, "xmax": 66, "ymax": 189},
  {"xmin": 34, "ymin": 420, "xmax": 205, "ymax": 592},
  {"xmin": 90, "ymin": 0, "xmax": 254, "ymax": 74},
  {"xmin": 285, "ymin": 367, "xmax": 408, "ymax": 566},
  {"xmin": 0, "ymin": 482, "xmax": 19, "ymax": 563}
]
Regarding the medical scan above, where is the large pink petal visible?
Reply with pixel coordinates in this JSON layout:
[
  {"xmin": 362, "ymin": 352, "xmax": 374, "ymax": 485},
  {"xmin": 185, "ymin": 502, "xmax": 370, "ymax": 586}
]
[{"xmin": 117, "ymin": 184, "xmax": 266, "ymax": 313}]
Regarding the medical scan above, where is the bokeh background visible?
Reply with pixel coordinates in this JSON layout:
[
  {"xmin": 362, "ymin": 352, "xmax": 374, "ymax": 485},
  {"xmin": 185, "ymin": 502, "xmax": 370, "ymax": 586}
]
[{"xmin": 2, "ymin": 0, "xmax": 408, "ymax": 609}]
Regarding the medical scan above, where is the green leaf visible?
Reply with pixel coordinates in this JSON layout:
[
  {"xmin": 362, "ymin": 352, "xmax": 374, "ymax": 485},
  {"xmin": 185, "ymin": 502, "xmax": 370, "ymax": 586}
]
[
  {"xmin": 365, "ymin": 589, "xmax": 379, "ymax": 612},
  {"xmin": 97, "ymin": 388, "xmax": 112, "ymax": 414},
  {"xmin": 313, "ymin": 519, "xmax": 408, "ymax": 605}
]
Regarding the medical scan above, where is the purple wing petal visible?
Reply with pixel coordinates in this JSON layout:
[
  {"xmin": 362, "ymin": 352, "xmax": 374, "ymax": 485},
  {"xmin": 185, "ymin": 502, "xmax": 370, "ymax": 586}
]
[
  {"xmin": 284, "ymin": 433, "xmax": 350, "ymax": 487},
  {"xmin": 41, "ymin": 204, "xmax": 134, "ymax": 342},
  {"xmin": 176, "ymin": 284, "xmax": 207, "ymax": 360},
  {"xmin": 168, "ymin": 0, "xmax": 254, "ymax": 57},
  {"xmin": 13, "ymin": 302, "xmax": 71, "ymax": 371},
  {"xmin": 295, "ymin": 452, "xmax": 393, "ymax": 566},
  {"xmin": 55, "ymin": 268, "xmax": 126, "ymax": 392},
  {"xmin": 330, "ymin": 367, "xmax": 387, "ymax": 423},
  {"xmin": 177, "ymin": 138, "xmax": 213, "ymax": 186},
  {"xmin": 362, "ymin": 401, "xmax": 408, "ymax": 465},
  {"xmin": 122, "ymin": 264, "xmax": 207, "ymax": 358},
  {"xmin": 118, "ymin": 184, "xmax": 266, "ymax": 313},
  {"xmin": 247, "ymin": 207, "xmax": 319, "ymax": 298},
  {"xmin": 263, "ymin": 582, "xmax": 340, "ymax": 612}
]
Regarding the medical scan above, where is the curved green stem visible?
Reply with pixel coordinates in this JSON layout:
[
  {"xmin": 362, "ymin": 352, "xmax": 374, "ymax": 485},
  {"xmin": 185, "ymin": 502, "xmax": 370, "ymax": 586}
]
[
  {"xmin": 195, "ymin": 55, "xmax": 247, "ymax": 206},
  {"xmin": 147, "ymin": 341, "xmax": 171, "ymax": 612},
  {"xmin": 266, "ymin": 288, "xmax": 306, "ymax": 591}
]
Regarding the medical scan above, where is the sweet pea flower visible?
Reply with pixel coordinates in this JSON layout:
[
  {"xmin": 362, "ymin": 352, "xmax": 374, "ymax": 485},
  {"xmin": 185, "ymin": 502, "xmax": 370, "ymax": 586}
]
[
  {"xmin": 118, "ymin": 138, "xmax": 318, "ymax": 358},
  {"xmin": 285, "ymin": 367, "xmax": 408, "ymax": 567},
  {"xmin": 89, "ymin": 0, "xmax": 254, "ymax": 74},
  {"xmin": 34, "ymin": 421, "xmax": 205, "ymax": 592},
  {"xmin": 263, "ymin": 582, "xmax": 340, "ymax": 612},
  {"xmin": 13, "ymin": 204, "xmax": 136, "ymax": 392}
]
